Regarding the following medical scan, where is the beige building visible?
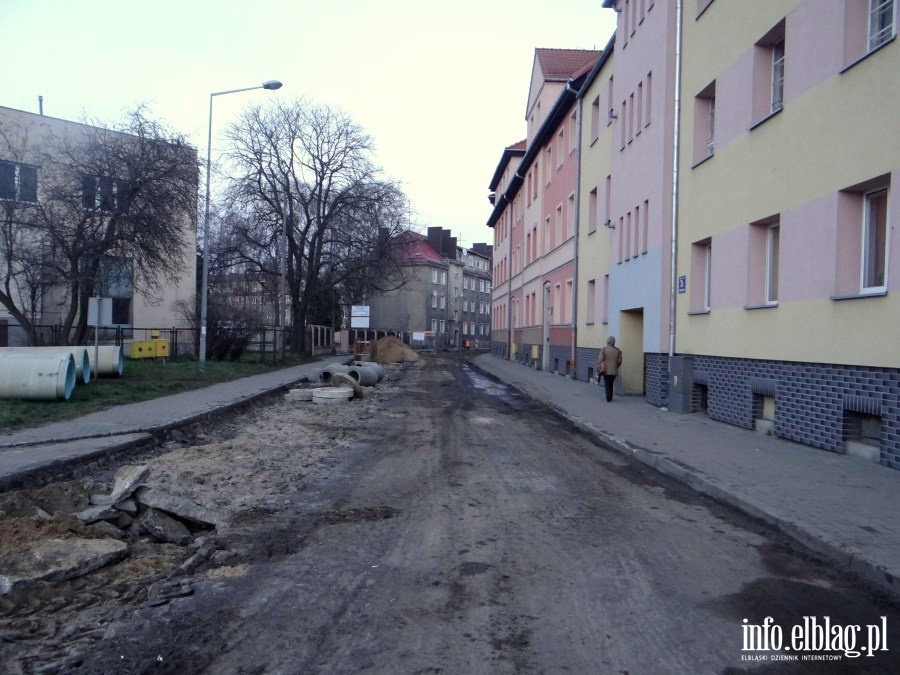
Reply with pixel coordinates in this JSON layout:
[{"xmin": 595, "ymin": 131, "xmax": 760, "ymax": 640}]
[{"xmin": 0, "ymin": 106, "xmax": 197, "ymax": 347}]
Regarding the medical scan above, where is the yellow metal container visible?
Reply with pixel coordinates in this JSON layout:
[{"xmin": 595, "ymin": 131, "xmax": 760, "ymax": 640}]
[
  {"xmin": 152, "ymin": 338, "xmax": 170, "ymax": 358},
  {"xmin": 128, "ymin": 340, "xmax": 155, "ymax": 359}
]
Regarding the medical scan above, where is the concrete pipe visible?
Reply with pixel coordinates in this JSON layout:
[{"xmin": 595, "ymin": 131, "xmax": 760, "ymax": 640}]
[
  {"xmin": 353, "ymin": 361, "xmax": 384, "ymax": 381},
  {"xmin": 347, "ymin": 366, "xmax": 378, "ymax": 387},
  {"xmin": 0, "ymin": 353, "xmax": 77, "ymax": 401},
  {"xmin": 312, "ymin": 386, "xmax": 353, "ymax": 405},
  {"xmin": 0, "ymin": 347, "xmax": 91, "ymax": 384},
  {"xmin": 86, "ymin": 345, "xmax": 124, "ymax": 378},
  {"xmin": 317, "ymin": 364, "xmax": 352, "ymax": 384}
]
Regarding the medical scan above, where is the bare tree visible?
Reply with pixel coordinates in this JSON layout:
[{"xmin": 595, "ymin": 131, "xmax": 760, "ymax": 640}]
[
  {"xmin": 220, "ymin": 98, "xmax": 412, "ymax": 353},
  {"xmin": 0, "ymin": 106, "xmax": 198, "ymax": 344}
]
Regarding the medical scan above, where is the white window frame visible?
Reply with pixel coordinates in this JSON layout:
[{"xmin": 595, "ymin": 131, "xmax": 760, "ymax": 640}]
[
  {"xmin": 432, "ymin": 290, "xmax": 438, "ymax": 308},
  {"xmin": 869, "ymin": 0, "xmax": 896, "ymax": 51},
  {"xmin": 771, "ymin": 40, "xmax": 785, "ymax": 113},
  {"xmin": 707, "ymin": 97, "xmax": 716, "ymax": 157},
  {"xmin": 861, "ymin": 188, "xmax": 890, "ymax": 292},
  {"xmin": 766, "ymin": 224, "xmax": 780, "ymax": 305},
  {"xmin": 432, "ymin": 269, "xmax": 438, "ymax": 283},
  {"xmin": 704, "ymin": 244, "xmax": 713, "ymax": 311},
  {"xmin": 440, "ymin": 320, "xmax": 446, "ymax": 333},
  {"xmin": 440, "ymin": 295, "xmax": 446, "ymax": 309},
  {"xmin": 441, "ymin": 271, "xmax": 447, "ymax": 284},
  {"xmin": 431, "ymin": 319, "xmax": 437, "ymax": 333}
]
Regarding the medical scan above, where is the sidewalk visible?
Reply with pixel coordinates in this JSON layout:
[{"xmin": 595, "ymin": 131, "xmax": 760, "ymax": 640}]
[
  {"xmin": 473, "ymin": 354, "xmax": 900, "ymax": 599},
  {"xmin": 0, "ymin": 355, "xmax": 348, "ymax": 489}
]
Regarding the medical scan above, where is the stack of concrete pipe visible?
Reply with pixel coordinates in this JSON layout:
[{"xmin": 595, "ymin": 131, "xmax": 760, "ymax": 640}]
[
  {"xmin": 0, "ymin": 344, "xmax": 124, "ymax": 401},
  {"xmin": 0, "ymin": 352, "xmax": 77, "ymax": 401},
  {"xmin": 287, "ymin": 361, "xmax": 387, "ymax": 406},
  {"xmin": 86, "ymin": 345, "xmax": 125, "ymax": 378},
  {"xmin": 0, "ymin": 346, "xmax": 91, "ymax": 384}
]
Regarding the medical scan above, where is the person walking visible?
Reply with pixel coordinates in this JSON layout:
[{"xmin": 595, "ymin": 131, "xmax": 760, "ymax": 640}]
[{"xmin": 598, "ymin": 336, "xmax": 623, "ymax": 402}]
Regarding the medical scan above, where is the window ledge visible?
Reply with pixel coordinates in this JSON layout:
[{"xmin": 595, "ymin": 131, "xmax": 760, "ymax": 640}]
[
  {"xmin": 840, "ymin": 35, "xmax": 896, "ymax": 74},
  {"xmin": 749, "ymin": 106, "xmax": 783, "ymax": 131},
  {"xmin": 831, "ymin": 290, "xmax": 888, "ymax": 301},
  {"xmin": 688, "ymin": 309, "xmax": 710, "ymax": 316},
  {"xmin": 744, "ymin": 302, "xmax": 778, "ymax": 310},
  {"xmin": 691, "ymin": 153, "xmax": 714, "ymax": 169}
]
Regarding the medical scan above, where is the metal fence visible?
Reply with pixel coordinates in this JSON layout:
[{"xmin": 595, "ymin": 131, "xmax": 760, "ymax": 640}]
[{"xmin": 11, "ymin": 323, "xmax": 339, "ymax": 364}]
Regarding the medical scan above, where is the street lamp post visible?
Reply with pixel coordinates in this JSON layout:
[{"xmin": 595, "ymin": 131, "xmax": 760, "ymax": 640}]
[{"xmin": 199, "ymin": 79, "xmax": 282, "ymax": 372}]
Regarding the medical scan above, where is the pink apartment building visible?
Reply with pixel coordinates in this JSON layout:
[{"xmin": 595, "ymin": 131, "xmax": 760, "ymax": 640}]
[
  {"xmin": 488, "ymin": 0, "xmax": 900, "ymax": 469},
  {"xmin": 488, "ymin": 49, "xmax": 600, "ymax": 373}
]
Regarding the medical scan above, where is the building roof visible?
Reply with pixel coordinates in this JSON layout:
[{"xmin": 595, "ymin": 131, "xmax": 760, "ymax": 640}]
[
  {"xmin": 395, "ymin": 231, "xmax": 446, "ymax": 265},
  {"xmin": 488, "ymin": 140, "xmax": 527, "ymax": 192},
  {"xmin": 535, "ymin": 48, "xmax": 603, "ymax": 81}
]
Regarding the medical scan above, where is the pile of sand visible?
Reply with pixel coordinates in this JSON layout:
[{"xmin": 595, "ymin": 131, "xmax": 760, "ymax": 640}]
[{"xmin": 375, "ymin": 336, "xmax": 420, "ymax": 363}]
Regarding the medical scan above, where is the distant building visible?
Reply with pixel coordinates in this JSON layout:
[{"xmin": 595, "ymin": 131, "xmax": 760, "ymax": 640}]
[
  {"xmin": 0, "ymin": 105, "xmax": 197, "ymax": 346},
  {"xmin": 366, "ymin": 228, "xmax": 492, "ymax": 349}
]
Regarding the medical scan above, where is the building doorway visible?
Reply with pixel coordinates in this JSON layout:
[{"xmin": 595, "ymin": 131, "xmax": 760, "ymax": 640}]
[{"xmin": 619, "ymin": 308, "xmax": 644, "ymax": 395}]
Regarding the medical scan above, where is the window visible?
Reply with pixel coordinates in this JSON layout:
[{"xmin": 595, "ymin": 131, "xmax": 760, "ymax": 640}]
[
  {"xmin": 545, "ymin": 147, "xmax": 552, "ymax": 185},
  {"xmin": 629, "ymin": 92, "xmax": 635, "ymax": 142},
  {"xmin": 432, "ymin": 269, "xmax": 438, "ymax": 283},
  {"xmin": 591, "ymin": 96, "xmax": 601, "ymax": 141},
  {"xmin": 691, "ymin": 239, "xmax": 713, "ymax": 312},
  {"xmin": 620, "ymin": 100, "xmax": 627, "ymax": 149},
  {"xmin": 750, "ymin": 217, "xmax": 782, "ymax": 306},
  {"xmin": 624, "ymin": 212, "xmax": 632, "ymax": 260},
  {"xmin": 567, "ymin": 193, "xmax": 575, "ymax": 238},
  {"xmin": 557, "ymin": 128, "xmax": 564, "ymax": 168},
  {"xmin": 431, "ymin": 319, "xmax": 437, "ymax": 333},
  {"xmin": 0, "ymin": 161, "xmax": 38, "ymax": 203},
  {"xmin": 863, "ymin": 189, "xmax": 889, "ymax": 290},
  {"xmin": 642, "ymin": 199, "xmax": 649, "ymax": 253},
  {"xmin": 111, "ymin": 298, "xmax": 131, "ymax": 325},
  {"xmin": 588, "ymin": 188, "xmax": 599, "ymax": 233},
  {"xmin": 440, "ymin": 320, "xmax": 445, "ymax": 333},
  {"xmin": 440, "ymin": 295, "xmax": 446, "ymax": 309},
  {"xmin": 432, "ymin": 290, "xmax": 438, "ymax": 308},
  {"xmin": 569, "ymin": 110, "xmax": 578, "ymax": 153},
  {"xmin": 587, "ymin": 279, "xmax": 597, "ymax": 324},
  {"xmin": 767, "ymin": 225, "xmax": 780, "ymax": 303},
  {"xmin": 82, "ymin": 175, "xmax": 119, "ymax": 211},
  {"xmin": 602, "ymin": 275, "xmax": 610, "ymax": 323},
  {"xmin": 633, "ymin": 205, "xmax": 640, "ymax": 258},
  {"xmin": 605, "ymin": 176, "xmax": 612, "ymax": 226},
  {"xmin": 752, "ymin": 21, "xmax": 786, "ymax": 123},
  {"xmin": 693, "ymin": 81, "xmax": 716, "ymax": 163},
  {"xmin": 566, "ymin": 281, "xmax": 573, "ymax": 323},
  {"xmin": 636, "ymin": 82, "xmax": 643, "ymax": 132},
  {"xmin": 645, "ymin": 72, "xmax": 652, "ymax": 127},
  {"xmin": 441, "ymin": 271, "xmax": 447, "ymax": 284},
  {"xmin": 556, "ymin": 204, "xmax": 563, "ymax": 243},
  {"xmin": 771, "ymin": 40, "xmax": 785, "ymax": 112},
  {"xmin": 870, "ymin": 0, "xmax": 896, "ymax": 50},
  {"xmin": 607, "ymin": 77, "xmax": 615, "ymax": 128}
]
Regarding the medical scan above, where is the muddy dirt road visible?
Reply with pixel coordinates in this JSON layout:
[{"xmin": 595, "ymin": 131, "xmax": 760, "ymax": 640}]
[{"xmin": 2, "ymin": 354, "xmax": 899, "ymax": 674}]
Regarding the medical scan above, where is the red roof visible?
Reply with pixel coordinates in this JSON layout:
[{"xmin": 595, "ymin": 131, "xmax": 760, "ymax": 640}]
[
  {"xmin": 507, "ymin": 139, "xmax": 526, "ymax": 151},
  {"xmin": 395, "ymin": 231, "xmax": 445, "ymax": 265},
  {"xmin": 535, "ymin": 48, "xmax": 602, "ymax": 80}
]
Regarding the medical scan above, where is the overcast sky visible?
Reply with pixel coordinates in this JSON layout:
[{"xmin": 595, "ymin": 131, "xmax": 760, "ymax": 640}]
[{"xmin": 1, "ymin": 0, "xmax": 615, "ymax": 248}]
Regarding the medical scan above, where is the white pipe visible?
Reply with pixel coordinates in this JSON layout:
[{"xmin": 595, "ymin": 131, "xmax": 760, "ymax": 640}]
[
  {"xmin": 0, "ymin": 354, "xmax": 77, "ymax": 401},
  {"xmin": 669, "ymin": 0, "xmax": 685, "ymax": 358},
  {"xmin": 86, "ymin": 345, "xmax": 124, "ymax": 378},
  {"xmin": 0, "ymin": 347, "xmax": 91, "ymax": 384}
]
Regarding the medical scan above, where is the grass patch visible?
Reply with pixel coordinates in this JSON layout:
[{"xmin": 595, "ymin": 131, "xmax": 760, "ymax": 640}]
[{"xmin": 0, "ymin": 356, "xmax": 312, "ymax": 431}]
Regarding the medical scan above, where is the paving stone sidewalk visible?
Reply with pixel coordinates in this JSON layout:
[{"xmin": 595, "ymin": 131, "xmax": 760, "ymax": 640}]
[{"xmin": 472, "ymin": 354, "xmax": 900, "ymax": 599}]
